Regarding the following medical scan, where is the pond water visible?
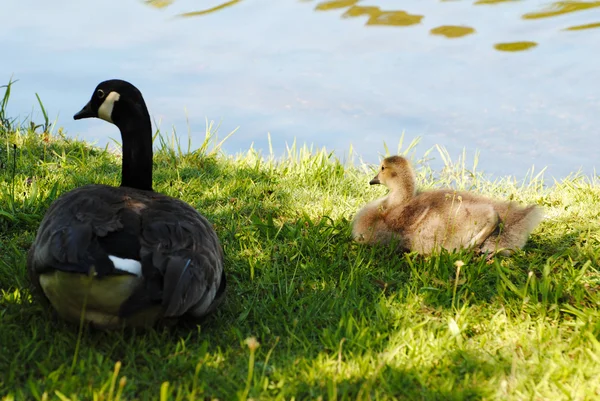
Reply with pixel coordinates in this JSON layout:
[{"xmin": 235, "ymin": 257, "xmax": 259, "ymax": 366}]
[{"xmin": 1, "ymin": 0, "xmax": 599, "ymax": 180}]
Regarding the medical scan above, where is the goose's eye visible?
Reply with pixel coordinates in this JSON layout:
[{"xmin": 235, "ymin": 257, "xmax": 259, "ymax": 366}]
[
  {"xmin": 96, "ymin": 89, "xmax": 105, "ymax": 99},
  {"xmin": 381, "ymin": 166, "xmax": 385, "ymax": 171}
]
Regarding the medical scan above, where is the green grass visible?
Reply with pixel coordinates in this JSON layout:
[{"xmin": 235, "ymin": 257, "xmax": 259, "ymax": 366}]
[{"xmin": 1, "ymin": 80, "xmax": 600, "ymax": 400}]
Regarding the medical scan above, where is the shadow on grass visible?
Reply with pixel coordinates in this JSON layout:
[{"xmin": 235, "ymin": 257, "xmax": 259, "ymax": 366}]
[
  {"xmin": 1, "ymin": 131, "xmax": 599, "ymax": 399},
  {"xmin": 323, "ymin": 348, "xmax": 507, "ymax": 400}
]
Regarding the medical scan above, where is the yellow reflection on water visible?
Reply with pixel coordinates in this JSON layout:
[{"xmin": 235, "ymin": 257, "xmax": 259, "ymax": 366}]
[
  {"xmin": 144, "ymin": 0, "xmax": 244, "ymax": 16},
  {"xmin": 494, "ymin": 41, "xmax": 538, "ymax": 51},
  {"xmin": 366, "ymin": 10, "xmax": 423, "ymax": 26},
  {"xmin": 342, "ymin": 5, "xmax": 380, "ymax": 17},
  {"xmin": 327, "ymin": 4, "xmax": 424, "ymax": 26},
  {"xmin": 523, "ymin": 1, "xmax": 600, "ymax": 19},
  {"xmin": 430, "ymin": 25, "xmax": 476, "ymax": 38},
  {"xmin": 474, "ymin": 0, "xmax": 520, "ymax": 5},
  {"xmin": 316, "ymin": 0, "xmax": 359, "ymax": 11},
  {"xmin": 142, "ymin": 0, "xmax": 598, "ymax": 53},
  {"xmin": 564, "ymin": 21, "xmax": 600, "ymax": 30},
  {"xmin": 342, "ymin": 6, "xmax": 423, "ymax": 26},
  {"xmin": 178, "ymin": 0, "xmax": 244, "ymax": 18},
  {"xmin": 144, "ymin": 0, "xmax": 174, "ymax": 8}
]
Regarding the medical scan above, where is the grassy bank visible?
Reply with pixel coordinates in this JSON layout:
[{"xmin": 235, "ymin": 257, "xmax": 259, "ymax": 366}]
[{"xmin": 1, "ymin": 91, "xmax": 600, "ymax": 400}]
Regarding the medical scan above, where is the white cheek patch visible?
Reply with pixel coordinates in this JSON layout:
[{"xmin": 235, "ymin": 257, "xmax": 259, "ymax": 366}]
[
  {"xmin": 98, "ymin": 91, "xmax": 121, "ymax": 123},
  {"xmin": 108, "ymin": 255, "xmax": 142, "ymax": 276}
]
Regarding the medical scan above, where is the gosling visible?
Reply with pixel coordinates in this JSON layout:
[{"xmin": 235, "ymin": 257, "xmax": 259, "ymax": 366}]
[{"xmin": 352, "ymin": 155, "xmax": 543, "ymax": 257}]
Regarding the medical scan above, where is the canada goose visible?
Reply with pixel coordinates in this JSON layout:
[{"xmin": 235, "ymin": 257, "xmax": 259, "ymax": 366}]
[
  {"xmin": 27, "ymin": 79, "xmax": 226, "ymax": 329},
  {"xmin": 352, "ymin": 155, "xmax": 543, "ymax": 257}
]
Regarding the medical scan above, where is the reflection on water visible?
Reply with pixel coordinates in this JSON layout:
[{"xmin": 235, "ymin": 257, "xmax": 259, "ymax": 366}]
[
  {"xmin": 316, "ymin": 1, "xmax": 424, "ymax": 27},
  {"xmin": 430, "ymin": 25, "xmax": 476, "ymax": 38},
  {"xmin": 179, "ymin": 0, "xmax": 243, "ymax": 18},
  {"xmin": 494, "ymin": 41, "xmax": 538, "ymax": 51},
  {"xmin": 474, "ymin": 0, "xmax": 520, "ymax": 5},
  {"xmin": 564, "ymin": 21, "xmax": 600, "ymax": 30},
  {"xmin": 144, "ymin": 0, "xmax": 600, "ymax": 52},
  {"xmin": 341, "ymin": 5, "xmax": 423, "ymax": 26},
  {"xmin": 144, "ymin": 0, "xmax": 173, "ymax": 8},
  {"xmin": 315, "ymin": 0, "xmax": 358, "ymax": 10},
  {"xmin": 523, "ymin": 1, "xmax": 600, "ymax": 19},
  {"xmin": 1, "ymin": 0, "xmax": 598, "ymax": 180},
  {"xmin": 146, "ymin": 0, "xmax": 243, "ymax": 16}
]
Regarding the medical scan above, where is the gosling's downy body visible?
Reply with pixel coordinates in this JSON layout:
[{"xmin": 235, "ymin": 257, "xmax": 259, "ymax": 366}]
[
  {"xmin": 351, "ymin": 197, "xmax": 400, "ymax": 245},
  {"xmin": 478, "ymin": 200, "xmax": 544, "ymax": 257},
  {"xmin": 352, "ymin": 155, "xmax": 543, "ymax": 256},
  {"xmin": 351, "ymin": 156, "xmax": 415, "ymax": 248},
  {"xmin": 28, "ymin": 79, "xmax": 226, "ymax": 329}
]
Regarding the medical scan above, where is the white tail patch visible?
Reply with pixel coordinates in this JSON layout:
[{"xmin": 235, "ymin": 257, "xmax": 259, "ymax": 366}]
[
  {"xmin": 98, "ymin": 91, "xmax": 121, "ymax": 123},
  {"xmin": 108, "ymin": 255, "xmax": 142, "ymax": 276}
]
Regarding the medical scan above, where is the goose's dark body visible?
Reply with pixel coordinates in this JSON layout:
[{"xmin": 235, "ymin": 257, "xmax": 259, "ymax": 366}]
[{"xmin": 27, "ymin": 79, "xmax": 226, "ymax": 329}]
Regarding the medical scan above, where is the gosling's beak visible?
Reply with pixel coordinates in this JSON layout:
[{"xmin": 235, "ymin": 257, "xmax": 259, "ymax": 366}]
[
  {"xmin": 369, "ymin": 174, "xmax": 380, "ymax": 185},
  {"xmin": 73, "ymin": 101, "xmax": 95, "ymax": 120}
]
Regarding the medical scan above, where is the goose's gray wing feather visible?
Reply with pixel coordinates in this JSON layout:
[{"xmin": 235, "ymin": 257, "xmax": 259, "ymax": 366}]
[
  {"xmin": 121, "ymin": 196, "xmax": 225, "ymax": 319},
  {"xmin": 29, "ymin": 185, "xmax": 133, "ymax": 276}
]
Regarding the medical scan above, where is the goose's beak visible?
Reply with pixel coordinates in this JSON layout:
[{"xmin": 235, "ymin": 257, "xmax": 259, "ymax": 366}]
[
  {"xmin": 74, "ymin": 101, "xmax": 95, "ymax": 120},
  {"xmin": 369, "ymin": 174, "xmax": 380, "ymax": 185}
]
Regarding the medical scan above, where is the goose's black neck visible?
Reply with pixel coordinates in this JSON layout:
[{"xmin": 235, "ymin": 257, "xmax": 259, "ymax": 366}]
[{"xmin": 119, "ymin": 111, "xmax": 153, "ymax": 192}]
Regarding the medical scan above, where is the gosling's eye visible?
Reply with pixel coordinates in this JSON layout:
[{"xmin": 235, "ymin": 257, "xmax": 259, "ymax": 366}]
[
  {"xmin": 381, "ymin": 166, "xmax": 385, "ymax": 171},
  {"xmin": 96, "ymin": 89, "xmax": 105, "ymax": 99}
]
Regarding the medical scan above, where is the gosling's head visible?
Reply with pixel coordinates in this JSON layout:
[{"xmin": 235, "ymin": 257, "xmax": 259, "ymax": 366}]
[{"xmin": 369, "ymin": 155, "xmax": 416, "ymax": 194}]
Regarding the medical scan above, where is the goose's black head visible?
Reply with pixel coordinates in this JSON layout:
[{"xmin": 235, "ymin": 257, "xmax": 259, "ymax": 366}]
[
  {"xmin": 73, "ymin": 79, "xmax": 150, "ymax": 130},
  {"xmin": 74, "ymin": 79, "xmax": 154, "ymax": 191}
]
